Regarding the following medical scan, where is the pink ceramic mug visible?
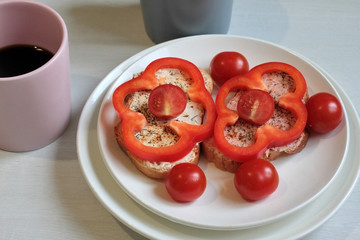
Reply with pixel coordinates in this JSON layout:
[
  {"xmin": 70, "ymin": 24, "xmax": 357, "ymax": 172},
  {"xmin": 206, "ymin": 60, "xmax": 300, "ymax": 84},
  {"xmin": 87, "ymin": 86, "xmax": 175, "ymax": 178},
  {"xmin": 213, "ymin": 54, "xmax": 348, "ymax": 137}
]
[{"xmin": 0, "ymin": 0, "xmax": 71, "ymax": 152}]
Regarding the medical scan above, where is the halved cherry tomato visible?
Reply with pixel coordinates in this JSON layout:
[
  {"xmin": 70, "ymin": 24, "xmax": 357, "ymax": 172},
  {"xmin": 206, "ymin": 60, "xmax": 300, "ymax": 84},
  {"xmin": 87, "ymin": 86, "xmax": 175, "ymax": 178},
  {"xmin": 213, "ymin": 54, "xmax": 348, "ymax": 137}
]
[
  {"xmin": 234, "ymin": 159, "xmax": 279, "ymax": 201},
  {"xmin": 165, "ymin": 163, "xmax": 206, "ymax": 202},
  {"xmin": 306, "ymin": 92, "xmax": 343, "ymax": 133},
  {"xmin": 209, "ymin": 51, "xmax": 249, "ymax": 86},
  {"xmin": 148, "ymin": 84, "xmax": 187, "ymax": 120},
  {"xmin": 237, "ymin": 89, "xmax": 275, "ymax": 125}
]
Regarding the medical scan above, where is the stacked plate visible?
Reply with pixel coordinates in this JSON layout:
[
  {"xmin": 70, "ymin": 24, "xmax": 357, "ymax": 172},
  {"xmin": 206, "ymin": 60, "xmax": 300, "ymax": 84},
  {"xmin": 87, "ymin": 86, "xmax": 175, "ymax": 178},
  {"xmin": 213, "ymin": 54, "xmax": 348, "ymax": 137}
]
[{"xmin": 77, "ymin": 35, "xmax": 360, "ymax": 239}]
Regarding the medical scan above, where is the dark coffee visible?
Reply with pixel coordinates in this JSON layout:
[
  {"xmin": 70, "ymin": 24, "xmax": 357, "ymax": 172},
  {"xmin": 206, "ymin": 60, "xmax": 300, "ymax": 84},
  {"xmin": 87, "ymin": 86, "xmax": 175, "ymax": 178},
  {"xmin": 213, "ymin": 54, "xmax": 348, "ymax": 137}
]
[{"xmin": 0, "ymin": 44, "xmax": 54, "ymax": 77}]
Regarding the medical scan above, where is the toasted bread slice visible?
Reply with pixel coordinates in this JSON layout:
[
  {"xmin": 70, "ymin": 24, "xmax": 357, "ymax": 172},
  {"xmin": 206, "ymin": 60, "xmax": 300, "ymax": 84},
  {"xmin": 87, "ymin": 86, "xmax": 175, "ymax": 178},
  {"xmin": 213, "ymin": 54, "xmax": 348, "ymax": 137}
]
[
  {"xmin": 202, "ymin": 71, "xmax": 309, "ymax": 173},
  {"xmin": 115, "ymin": 68, "xmax": 213, "ymax": 179}
]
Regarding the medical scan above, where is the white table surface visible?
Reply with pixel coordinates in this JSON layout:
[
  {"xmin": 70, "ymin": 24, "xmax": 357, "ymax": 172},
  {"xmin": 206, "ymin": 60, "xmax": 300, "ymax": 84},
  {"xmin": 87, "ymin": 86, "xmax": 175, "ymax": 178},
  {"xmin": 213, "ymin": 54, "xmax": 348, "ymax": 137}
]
[{"xmin": 1, "ymin": 0, "xmax": 359, "ymax": 239}]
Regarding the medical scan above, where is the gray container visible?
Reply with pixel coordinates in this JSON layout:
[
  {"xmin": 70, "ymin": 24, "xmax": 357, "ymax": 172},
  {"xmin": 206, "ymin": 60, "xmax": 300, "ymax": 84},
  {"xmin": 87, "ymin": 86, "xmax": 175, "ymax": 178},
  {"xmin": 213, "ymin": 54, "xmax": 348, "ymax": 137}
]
[{"xmin": 141, "ymin": 0, "xmax": 233, "ymax": 44}]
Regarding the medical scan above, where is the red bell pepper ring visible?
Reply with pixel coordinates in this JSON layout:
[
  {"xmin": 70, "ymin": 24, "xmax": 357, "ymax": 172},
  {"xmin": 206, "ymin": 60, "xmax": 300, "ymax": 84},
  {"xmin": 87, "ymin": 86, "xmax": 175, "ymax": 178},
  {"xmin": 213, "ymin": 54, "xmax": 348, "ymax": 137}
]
[
  {"xmin": 112, "ymin": 57, "xmax": 216, "ymax": 162},
  {"xmin": 214, "ymin": 62, "xmax": 308, "ymax": 162}
]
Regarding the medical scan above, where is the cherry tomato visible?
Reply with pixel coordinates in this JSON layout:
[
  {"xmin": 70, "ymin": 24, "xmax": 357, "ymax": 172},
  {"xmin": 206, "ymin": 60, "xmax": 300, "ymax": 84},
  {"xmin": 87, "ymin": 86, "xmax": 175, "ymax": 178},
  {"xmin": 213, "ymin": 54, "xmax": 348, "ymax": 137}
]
[
  {"xmin": 237, "ymin": 89, "xmax": 275, "ymax": 125},
  {"xmin": 234, "ymin": 159, "xmax": 279, "ymax": 201},
  {"xmin": 209, "ymin": 51, "xmax": 249, "ymax": 86},
  {"xmin": 165, "ymin": 163, "xmax": 206, "ymax": 202},
  {"xmin": 148, "ymin": 84, "xmax": 187, "ymax": 120},
  {"xmin": 306, "ymin": 92, "xmax": 343, "ymax": 133}
]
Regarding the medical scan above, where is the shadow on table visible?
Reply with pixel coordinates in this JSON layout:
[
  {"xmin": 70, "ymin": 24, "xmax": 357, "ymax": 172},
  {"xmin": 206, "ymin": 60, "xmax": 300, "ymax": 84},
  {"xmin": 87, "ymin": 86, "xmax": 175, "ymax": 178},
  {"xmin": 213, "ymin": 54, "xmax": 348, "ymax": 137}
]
[{"xmin": 66, "ymin": 3, "xmax": 153, "ymax": 46}]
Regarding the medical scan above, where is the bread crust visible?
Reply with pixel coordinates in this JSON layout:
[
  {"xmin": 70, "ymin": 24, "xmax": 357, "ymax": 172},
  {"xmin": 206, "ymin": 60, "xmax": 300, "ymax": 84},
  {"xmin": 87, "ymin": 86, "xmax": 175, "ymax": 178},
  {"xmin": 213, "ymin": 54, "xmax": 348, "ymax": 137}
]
[
  {"xmin": 114, "ymin": 67, "xmax": 213, "ymax": 179},
  {"xmin": 202, "ymin": 130, "xmax": 309, "ymax": 173}
]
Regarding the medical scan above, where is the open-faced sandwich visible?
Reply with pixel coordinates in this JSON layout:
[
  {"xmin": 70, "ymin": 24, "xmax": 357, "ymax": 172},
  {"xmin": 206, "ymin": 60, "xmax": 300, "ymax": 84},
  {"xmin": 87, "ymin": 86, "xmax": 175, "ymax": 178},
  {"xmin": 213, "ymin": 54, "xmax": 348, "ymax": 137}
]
[
  {"xmin": 112, "ymin": 57, "xmax": 216, "ymax": 179},
  {"xmin": 203, "ymin": 62, "xmax": 310, "ymax": 173}
]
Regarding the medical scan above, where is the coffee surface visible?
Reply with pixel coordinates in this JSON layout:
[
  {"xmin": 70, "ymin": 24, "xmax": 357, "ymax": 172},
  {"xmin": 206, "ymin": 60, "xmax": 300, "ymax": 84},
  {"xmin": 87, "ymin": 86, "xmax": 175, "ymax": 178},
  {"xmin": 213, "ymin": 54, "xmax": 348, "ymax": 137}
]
[{"xmin": 0, "ymin": 44, "xmax": 54, "ymax": 77}]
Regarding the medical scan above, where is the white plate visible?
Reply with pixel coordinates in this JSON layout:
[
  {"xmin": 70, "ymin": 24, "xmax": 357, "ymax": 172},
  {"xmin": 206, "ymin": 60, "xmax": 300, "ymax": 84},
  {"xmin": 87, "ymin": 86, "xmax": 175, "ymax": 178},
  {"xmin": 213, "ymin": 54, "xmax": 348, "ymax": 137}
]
[
  {"xmin": 77, "ymin": 35, "xmax": 360, "ymax": 239},
  {"xmin": 96, "ymin": 35, "xmax": 348, "ymax": 230}
]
